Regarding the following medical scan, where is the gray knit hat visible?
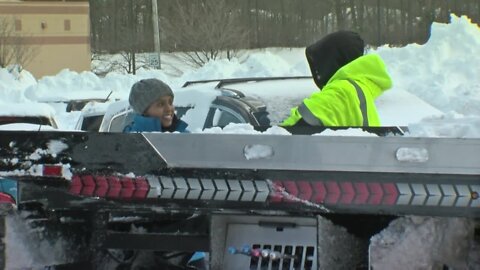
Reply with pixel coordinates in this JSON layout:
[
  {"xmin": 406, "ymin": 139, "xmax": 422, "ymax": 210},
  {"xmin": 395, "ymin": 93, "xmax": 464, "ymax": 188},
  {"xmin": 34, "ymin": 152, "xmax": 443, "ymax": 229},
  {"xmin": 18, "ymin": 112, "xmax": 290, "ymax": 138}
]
[{"xmin": 128, "ymin": 78, "xmax": 174, "ymax": 114}]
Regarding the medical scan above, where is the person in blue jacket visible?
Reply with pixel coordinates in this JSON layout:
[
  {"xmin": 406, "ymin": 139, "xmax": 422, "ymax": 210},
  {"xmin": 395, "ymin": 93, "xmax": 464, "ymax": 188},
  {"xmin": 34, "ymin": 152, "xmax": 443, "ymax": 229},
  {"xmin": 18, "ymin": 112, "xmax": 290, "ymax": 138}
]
[
  {"xmin": 124, "ymin": 78, "xmax": 189, "ymax": 133},
  {"xmin": 124, "ymin": 79, "xmax": 206, "ymax": 268}
]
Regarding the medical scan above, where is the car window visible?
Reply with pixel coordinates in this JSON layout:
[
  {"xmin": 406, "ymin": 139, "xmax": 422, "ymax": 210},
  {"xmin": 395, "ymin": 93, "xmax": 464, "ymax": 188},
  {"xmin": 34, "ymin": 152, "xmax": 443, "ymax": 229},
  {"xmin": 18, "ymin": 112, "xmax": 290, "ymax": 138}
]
[
  {"xmin": 81, "ymin": 115, "xmax": 104, "ymax": 131},
  {"xmin": 108, "ymin": 111, "xmax": 135, "ymax": 132},
  {"xmin": 207, "ymin": 106, "xmax": 246, "ymax": 128},
  {"xmin": 109, "ymin": 113, "xmax": 128, "ymax": 132}
]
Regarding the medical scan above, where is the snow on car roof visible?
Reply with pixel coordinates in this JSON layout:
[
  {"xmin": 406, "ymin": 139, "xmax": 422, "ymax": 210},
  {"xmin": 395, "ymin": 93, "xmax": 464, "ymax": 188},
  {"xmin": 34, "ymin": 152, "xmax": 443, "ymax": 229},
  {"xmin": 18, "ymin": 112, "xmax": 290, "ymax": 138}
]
[
  {"xmin": 29, "ymin": 90, "xmax": 114, "ymax": 102},
  {"xmin": 0, "ymin": 102, "xmax": 56, "ymax": 117},
  {"xmin": 0, "ymin": 123, "xmax": 57, "ymax": 131}
]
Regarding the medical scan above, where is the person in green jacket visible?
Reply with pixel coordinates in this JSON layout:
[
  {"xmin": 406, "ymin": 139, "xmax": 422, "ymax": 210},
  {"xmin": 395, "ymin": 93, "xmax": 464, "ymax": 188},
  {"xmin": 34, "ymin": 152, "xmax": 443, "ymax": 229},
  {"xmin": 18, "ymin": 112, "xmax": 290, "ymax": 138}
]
[{"xmin": 282, "ymin": 31, "xmax": 393, "ymax": 127}]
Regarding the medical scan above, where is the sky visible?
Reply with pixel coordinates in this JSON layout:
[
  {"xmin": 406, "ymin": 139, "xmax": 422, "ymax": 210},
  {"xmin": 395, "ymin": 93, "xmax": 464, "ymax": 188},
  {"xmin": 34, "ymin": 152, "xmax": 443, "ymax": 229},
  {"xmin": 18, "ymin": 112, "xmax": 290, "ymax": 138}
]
[{"xmin": 1, "ymin": 14, "xmax": 480, "ymax": 269}]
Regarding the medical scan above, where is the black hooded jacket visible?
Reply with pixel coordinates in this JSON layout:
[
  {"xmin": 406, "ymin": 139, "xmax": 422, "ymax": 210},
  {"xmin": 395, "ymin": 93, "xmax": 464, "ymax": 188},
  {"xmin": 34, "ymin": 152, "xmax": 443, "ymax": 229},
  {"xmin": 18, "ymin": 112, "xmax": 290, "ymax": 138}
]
[{"xmin": 306, "ymin": 31, "xmax": 365, "ymax": 89}]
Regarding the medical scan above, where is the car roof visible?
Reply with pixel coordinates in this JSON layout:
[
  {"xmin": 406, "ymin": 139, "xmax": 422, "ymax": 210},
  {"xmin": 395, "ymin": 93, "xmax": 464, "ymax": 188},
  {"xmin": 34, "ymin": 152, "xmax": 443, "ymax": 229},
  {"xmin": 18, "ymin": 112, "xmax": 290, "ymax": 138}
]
[
  {"xmin": 78, "ymin": 101, "xmax": 113, "ymax": 117},
  {"xmin": 182, "ymin": 76, "xmax": 315, "ymax": 125}
]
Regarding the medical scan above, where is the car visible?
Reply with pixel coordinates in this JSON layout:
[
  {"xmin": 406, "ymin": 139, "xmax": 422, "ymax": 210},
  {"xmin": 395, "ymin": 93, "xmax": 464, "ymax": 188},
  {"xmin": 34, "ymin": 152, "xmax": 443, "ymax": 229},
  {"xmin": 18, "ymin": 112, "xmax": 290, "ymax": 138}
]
[
  {"xmin": 74, "ymin": 101, "xmax": 112, "ymax": 131},
  {"xmin": 66, "ymin": 98, "xmax": 111, "ymax": 112},
  {"xmin": 0, "ymin": 103, "xmax": 59, "ymax": 130},
  {"xmin": 99, "ymin": 75, "xmax": 441, "ymax": 133},
  {"xmin": 99, "ymin": 79, "xmax": 271, "ymax": 132}
]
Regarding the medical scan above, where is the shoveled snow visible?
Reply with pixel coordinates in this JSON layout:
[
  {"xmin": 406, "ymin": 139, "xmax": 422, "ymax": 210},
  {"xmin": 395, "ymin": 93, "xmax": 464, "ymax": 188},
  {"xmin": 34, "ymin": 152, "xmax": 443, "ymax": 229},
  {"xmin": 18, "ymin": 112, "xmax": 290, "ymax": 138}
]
[
  {"xmin": 5, "ymin": 212, "xmax": 79, "ymax": 270},
  {"xmin": 370, "ymin": 216, "xmax": 475, "ymax": 269},
  {"xmin": 201, "ymin": 123, "xmax": 291, "ymax": 135}
]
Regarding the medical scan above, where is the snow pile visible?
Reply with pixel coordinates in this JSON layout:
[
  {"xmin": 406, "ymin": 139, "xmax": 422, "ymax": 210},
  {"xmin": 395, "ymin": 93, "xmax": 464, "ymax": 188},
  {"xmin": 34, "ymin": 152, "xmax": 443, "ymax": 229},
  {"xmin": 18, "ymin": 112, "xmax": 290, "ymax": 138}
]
[
  {"xmin": 0, "ymin": 68, "xmax": 36, "ymax": 104},
  {"xmin": 377, "ymin": 15, "xmax": 480, "ymax": 116},
  {"xmin": 0, "ymin": 102, "xmax": 56, "ymax": 117},
  {"xmin": 201, "ymin": 123, "xmax": 291, "ymax": 135},
  {"xmin": 317, "ymin": 216, "xmax": 366, "ymax": 269},
  {"xmin": 5, "ymin": 212, "xmax": 81, "ymax": 270},
  {"xmin": 408, "ymin": 112, "xmax": 480, "ymax": 138},
  {"xmin": 175, "ymin": 50, "xmax": 306, "ymax": 83},
  {"xmin": 370, "ymin": 216, "xmax": 475, "ymax": 269}
]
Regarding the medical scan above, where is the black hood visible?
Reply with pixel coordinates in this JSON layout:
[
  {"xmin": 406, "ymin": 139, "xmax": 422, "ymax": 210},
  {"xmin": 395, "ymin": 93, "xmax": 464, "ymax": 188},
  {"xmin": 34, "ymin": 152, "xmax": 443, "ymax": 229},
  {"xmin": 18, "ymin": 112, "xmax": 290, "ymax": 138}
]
[{"xmin": 306, "ymin": 31, "xmax": 365, "ymax": 89}]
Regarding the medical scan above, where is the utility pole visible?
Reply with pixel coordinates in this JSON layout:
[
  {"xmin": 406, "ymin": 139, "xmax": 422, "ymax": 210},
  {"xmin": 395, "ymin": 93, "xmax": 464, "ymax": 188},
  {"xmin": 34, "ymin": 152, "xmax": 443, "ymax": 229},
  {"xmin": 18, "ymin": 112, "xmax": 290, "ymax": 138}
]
[{"xmin": 152, "ymin": 0, "xmax": 161, "ymax": 69}]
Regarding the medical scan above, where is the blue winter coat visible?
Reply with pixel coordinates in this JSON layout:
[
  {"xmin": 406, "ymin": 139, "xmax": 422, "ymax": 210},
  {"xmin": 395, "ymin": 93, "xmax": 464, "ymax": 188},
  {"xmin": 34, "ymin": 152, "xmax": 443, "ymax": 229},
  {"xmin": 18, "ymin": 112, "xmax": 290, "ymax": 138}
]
[{"xmin": 123, "ymin": 114, "xmax": 189, "ymax": 133}]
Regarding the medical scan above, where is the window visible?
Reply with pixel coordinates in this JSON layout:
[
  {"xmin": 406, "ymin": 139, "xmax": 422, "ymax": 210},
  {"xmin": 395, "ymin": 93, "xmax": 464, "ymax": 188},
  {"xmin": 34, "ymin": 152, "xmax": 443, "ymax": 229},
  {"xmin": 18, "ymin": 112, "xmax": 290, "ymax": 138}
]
[
  {"xmin": 109, "ymin": 113, "xmax": 128, "ymax": 132},
  {"xmin": 81, "ymin": 115, "xmax": 104, "ymax": 131},
  {"xmin": 108, "ymin": 111, "xmax": 135, "ymax": 132},
  {"xmin": 64, "ymin": 19, "xmax": 71, "ymax": 31},
  {"xmin": 209, "ymin": 106, "xmax": 245, "ymax": 128}
]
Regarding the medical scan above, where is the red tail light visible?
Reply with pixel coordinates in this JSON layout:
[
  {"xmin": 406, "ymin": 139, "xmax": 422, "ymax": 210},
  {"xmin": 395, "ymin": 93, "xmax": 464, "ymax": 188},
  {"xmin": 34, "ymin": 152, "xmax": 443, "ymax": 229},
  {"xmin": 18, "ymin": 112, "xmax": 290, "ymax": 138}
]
[
  {"xmin": 0, "ymin": 192, "xmax": 15, "ymax": 204},
  {"xmin": 43, "ymin": 165, "xmax": 62, "ymax": 177},
  {"xmin": 69, "ymin": 175, "xmax": 150, "ymax": 200}
]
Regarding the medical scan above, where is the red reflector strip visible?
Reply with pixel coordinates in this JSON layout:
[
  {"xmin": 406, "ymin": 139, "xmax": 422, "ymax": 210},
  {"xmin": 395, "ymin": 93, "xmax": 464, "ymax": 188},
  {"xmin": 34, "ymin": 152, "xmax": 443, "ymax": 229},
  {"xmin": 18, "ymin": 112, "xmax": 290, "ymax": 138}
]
[
  {"xmin": 339, "ymin": 182, "xmax": 355, "ymax": 204},
  {"xmin": 269, "ymin": 180, "xmax": 400, "ymax": 207},
  {"xmin": 94, "ymin": 176, "xmax": 108, "ymax": 197},
  {"xmin": 120, "ymin": 177, "xmax": 135, "ymax": 199},
  {"xmin": 325, "ymin": 181, "xmax": 340, "ymax": 204},
  {"xmin": 106, "ymin": 177, "xmax": 121, "ymax": 198},
  {"xmin": 133, "ymin": 177, "xmax": 149, "ymax": 199},
  {"xmin": 312, "ymin": 182, "xmax": 326, "ymax": 203},
  {"xmin": 81, "ymin": 175, "xmax": 95, "ymax": 196},
  {"xmin": 43, "ymin": 165, "xmax": 62, "ymax": 177},
  {"xmin": 69, "ymin": 175, "xmax": 150, "ymax": 200},
  {"xmin": 353, "ymin": 182, "xmax": 369, "ymax": 204},
  {"xmin": 297, "ymin": 181, "xmax": 313, "ymax": 201},
  {"xmin": 69, "ymin": 175, "xmax": 82, "ymax": 195},
  {"xmin": 381, "ymin": 183, "xmax": 399, "ymax": 205},
  {"xmin": 269, "ymin": 181, "xmax": 284, "ymax": 203},
  {"xmin": 0, "ymin": 192, "xmax": 15, "ymax": 204},
  {"xmin": 367, "ymin": 183, "xmax": 383, "ymax": 205},
  {"xmin": 283, "ymin": 181, "xmax": 298, "ymax": 202}
]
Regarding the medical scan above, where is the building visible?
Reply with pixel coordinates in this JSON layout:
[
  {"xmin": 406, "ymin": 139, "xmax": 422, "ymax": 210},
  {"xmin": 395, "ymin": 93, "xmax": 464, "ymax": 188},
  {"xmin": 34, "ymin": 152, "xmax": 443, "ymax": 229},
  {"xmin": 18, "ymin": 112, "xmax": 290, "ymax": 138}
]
[{"xmin": 0, "ymin": 0, "xmax": 90, "ymax": 78}]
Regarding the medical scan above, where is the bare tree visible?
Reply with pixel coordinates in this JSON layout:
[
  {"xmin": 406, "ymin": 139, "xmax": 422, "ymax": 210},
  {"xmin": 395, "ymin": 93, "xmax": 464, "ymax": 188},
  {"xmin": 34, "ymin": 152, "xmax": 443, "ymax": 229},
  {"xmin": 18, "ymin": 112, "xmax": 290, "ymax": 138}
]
[
  {"xmin": 161, "ymin": 0, "xmax": 249, "ymax": 67},
  {"xmin": 0, "ymin": 17, "xmax": 39, "ymax": 70}
]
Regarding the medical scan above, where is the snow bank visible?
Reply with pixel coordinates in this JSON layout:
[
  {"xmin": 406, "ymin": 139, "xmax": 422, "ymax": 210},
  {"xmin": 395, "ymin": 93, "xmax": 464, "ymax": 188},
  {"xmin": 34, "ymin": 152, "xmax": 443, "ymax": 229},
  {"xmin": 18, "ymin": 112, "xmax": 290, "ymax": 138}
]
[
  {"xmin": 408, "ymin": 112, "xmax": 480, "ymax": 138},
  {"xmin": 377, "ymin": 15, "xmax": 480, "ymax": 116},
  {"xmin": 370, "ymin": 216, "xmax": 475, "ymax": 269},
  {"xmin": 5, "ymin": 212, "xmax": 81, "ymax": 269}
]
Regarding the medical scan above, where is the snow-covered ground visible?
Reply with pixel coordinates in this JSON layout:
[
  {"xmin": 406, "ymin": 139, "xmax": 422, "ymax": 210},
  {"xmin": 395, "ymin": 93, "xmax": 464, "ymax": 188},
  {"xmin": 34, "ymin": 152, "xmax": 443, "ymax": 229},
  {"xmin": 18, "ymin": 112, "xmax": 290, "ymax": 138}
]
[{"xmin": 1, "ymin": 14, "xmax": 479, "ymax": 269}]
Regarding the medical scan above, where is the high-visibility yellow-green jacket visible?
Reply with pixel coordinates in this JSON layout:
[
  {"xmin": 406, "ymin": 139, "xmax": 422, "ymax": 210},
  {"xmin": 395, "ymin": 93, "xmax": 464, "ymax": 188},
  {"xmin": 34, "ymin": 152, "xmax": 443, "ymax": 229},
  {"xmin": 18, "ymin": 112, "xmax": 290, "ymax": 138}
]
[{"xmin": 282, "ymin": 54, "xmax": 392, "ymax": 127}]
